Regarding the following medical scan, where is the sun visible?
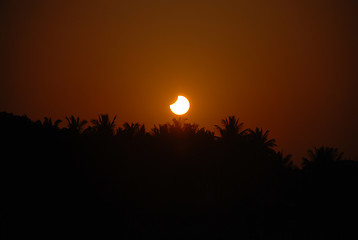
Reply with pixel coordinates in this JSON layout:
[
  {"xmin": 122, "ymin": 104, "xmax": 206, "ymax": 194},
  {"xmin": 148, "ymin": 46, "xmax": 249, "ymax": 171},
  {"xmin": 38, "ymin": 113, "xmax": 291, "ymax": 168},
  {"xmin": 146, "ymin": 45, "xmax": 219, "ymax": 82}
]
[{"xmin": 170, "ymin": 96, "xmax": 190, "ymax": 115}]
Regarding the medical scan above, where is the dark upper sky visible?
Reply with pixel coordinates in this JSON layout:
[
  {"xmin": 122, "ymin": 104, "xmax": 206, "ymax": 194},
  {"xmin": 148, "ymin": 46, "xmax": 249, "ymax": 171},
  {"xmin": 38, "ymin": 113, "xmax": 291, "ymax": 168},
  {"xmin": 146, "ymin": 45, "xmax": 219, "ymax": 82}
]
[{"xmin": 1, "ymin": 0, "xmax": 357, "ymax": 164}]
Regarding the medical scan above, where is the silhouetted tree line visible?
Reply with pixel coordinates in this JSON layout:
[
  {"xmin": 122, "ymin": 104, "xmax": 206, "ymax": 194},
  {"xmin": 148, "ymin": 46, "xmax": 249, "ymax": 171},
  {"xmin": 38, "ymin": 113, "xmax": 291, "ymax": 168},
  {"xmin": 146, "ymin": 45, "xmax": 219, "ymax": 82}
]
[{"xmin": 1, "ymin": 112, "xmax": 357, "ymax": 239}]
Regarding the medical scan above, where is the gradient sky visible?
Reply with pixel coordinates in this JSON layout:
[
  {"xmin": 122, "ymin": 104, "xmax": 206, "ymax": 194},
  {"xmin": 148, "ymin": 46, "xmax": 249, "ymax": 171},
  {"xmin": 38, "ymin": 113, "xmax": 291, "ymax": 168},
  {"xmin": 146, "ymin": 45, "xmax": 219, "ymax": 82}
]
[{"xmin": 1, "ymin": 0, "xmax": 357, "ymax": 164}]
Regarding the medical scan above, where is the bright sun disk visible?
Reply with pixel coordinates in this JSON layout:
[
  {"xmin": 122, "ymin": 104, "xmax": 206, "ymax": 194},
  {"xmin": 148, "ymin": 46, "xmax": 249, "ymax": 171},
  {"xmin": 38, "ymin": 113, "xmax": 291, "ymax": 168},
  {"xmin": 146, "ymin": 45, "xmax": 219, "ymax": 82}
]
[{"xmin": 170, "ymin": 96, "xmax": 190, "ymax": 115}]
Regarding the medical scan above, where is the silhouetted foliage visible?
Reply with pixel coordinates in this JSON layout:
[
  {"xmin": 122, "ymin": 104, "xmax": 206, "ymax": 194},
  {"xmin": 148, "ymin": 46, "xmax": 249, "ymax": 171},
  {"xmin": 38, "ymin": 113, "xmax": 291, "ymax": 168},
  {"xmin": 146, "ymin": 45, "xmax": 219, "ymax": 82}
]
[
  {"xmin": 302, "ymin": 146, "xmax": 344, "ymax": 170},
  {"xmin": 274, "ymin": 151, "xmax": 294, "ymax": 169},
  {"xmin": 65, "ymin": 115, "xmax": 88, "ymax": 134},
  {"xmin": 37, "ymin": 116, "xmax": 62, "ymax": 129},
  {"xmin": 248, "ymin": 127, "xmax": 277, "ymax": 149},
  {"xmin": 118, "ymin": 122, "xmax": 146, "ymax": 138},
  {"xmin": 1, "ymin": 111, "xmax": 357, "ymax": 240},
  {"xmin": 88, "ymin": 114, "xmax": 117, "ymax": 136},
  {"xmin": 215, "ymin": 115, "xmax": 248, "ymax": 142}
]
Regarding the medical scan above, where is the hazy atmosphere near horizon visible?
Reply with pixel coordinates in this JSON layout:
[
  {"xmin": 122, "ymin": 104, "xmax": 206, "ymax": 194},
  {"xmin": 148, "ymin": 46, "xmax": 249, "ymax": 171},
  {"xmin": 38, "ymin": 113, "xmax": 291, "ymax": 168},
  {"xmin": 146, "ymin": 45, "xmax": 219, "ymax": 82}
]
[
  {"xmin": 1, "ymin": 0, "xmax": 357, "ymax": 164},
  {"xmin": 3, "ymin": 1, "xmax": 358, "ymax": 239}
]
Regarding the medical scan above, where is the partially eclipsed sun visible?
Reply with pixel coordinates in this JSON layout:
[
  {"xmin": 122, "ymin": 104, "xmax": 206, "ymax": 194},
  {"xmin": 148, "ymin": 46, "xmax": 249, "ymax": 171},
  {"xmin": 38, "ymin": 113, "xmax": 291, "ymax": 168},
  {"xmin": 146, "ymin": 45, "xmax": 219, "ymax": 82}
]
[{"xmin": 170, "ymin": 96, "xmax": 190, "ymax": 115}]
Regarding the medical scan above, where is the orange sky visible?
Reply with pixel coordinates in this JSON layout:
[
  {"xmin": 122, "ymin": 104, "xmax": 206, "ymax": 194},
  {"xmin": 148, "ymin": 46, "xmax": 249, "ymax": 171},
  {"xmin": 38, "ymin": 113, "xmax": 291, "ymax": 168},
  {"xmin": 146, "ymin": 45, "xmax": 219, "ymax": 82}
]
[{"xmin": 1, "ymin": 0, "xmax": 357, "ymax": 164}]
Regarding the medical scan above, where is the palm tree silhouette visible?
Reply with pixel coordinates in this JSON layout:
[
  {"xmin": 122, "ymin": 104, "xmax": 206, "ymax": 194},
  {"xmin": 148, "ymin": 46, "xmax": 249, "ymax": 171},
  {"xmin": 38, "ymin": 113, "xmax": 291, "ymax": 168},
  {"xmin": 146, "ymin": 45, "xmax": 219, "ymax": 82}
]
[
  {"xmin": 90, "ymin": 114, "xmax": 117, "ymax": 136},
  {"xmin": 151, "ymin": 119, "xmax": 214, "ymax": 140},
  {"xmin": 40, "ymin": 117, "xmax": 62, "ymax": 129},
  {"xmin": 119, "ymin": 122, "xmax": 146, "ymax": 138},
  {"xmin": 215, "ymin": 116, "xmax": 248, "ymax": 141},
  {"xmin": 274, "ymin": 151, "xmax": 293, "ymax": 168},
  {"xmin": 196, "ymin": 128, "xmax": 215, "ymax": 139},
  {"xmin": 302, "ymin": 146, "xmax": 344, "ymax": 169},
  {"xmin": 248, "ymin": 127, "xmax": 277, "ymax": 150},
  {"xmin": 65, "ymin": 115, "xmax": 88, "ymax": 134},
  {"xmin": 152, "ymin": 124, "xmax": 169, "ymax": 137}
]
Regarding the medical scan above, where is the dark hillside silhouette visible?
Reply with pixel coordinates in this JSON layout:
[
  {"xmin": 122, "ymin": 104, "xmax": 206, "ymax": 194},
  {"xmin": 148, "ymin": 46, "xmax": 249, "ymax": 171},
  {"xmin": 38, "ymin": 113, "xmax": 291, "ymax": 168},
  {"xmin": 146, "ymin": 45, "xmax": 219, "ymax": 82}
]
[{"xmin": 1, "ymin": 112, "xmax": 357, "ymax": 239}]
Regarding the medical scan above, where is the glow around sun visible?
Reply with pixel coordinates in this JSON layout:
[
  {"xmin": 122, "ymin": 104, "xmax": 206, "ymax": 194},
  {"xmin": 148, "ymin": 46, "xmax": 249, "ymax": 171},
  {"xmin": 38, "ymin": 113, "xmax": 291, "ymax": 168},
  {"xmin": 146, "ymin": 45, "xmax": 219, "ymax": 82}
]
[{"xmin": 170, "ymin": 96, "xmax": 190, "ymax": 115}]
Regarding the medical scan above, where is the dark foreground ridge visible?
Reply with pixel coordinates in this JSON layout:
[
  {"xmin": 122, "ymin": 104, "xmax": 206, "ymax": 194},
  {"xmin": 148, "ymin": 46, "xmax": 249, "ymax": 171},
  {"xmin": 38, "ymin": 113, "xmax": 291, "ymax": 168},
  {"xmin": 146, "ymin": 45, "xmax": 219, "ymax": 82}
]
[{"xmin": 1, "ymin": 112, "xmax": 357, "ymax": 239}]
